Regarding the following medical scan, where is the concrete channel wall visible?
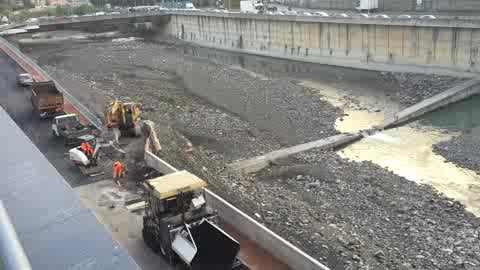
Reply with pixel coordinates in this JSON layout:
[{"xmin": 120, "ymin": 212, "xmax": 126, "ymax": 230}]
[
  {"xmin": 144, "ymin": 151, "xmax": 330, "ymax": 270},
  {"xmin": 166, "ymin": 12, "xmax": 480, "ymax": 76},
  {"xmin": 382, "ymin": 78, "xmax": 480, "ymax": 128}
]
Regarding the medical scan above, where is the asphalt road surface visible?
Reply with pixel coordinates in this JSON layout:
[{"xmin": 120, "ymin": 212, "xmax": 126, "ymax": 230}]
[
  {"xmin": 0, "ymin": 52, "xmax": 172, "ymax": 270},
  {"xmin": 0, "ymin": 52, "xmax": 90, "ymax": 188}
]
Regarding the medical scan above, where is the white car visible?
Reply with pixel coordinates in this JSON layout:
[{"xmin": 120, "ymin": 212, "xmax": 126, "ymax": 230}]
[
  {"xmin": 419, "ymin": 14, "xmax": 436, "ymax": 19},
  {"xmin": 314, "ymin": 11, "xmax": 329, "ymax": 17},
  {"xmin": 336, "ymin": 13, "xmax": 349, "ymax": 18},
  {"xmin": 110, "ymin": 12, "xmax": 121, "ymax": 15},
  {"xmin": 285, "ymin": 10, "xmax": 297, "ymax": 15},
  {"xmin": 302, "ymin": 12, "xmax": 312, "ymax": 16},
  {"xmin": 95, "ymin": 12, "xmax": 106, "ymax": 16},
  {"xmin": 275, "ymin": 11, "xmax": 285, "ymax": 15},
  {"xmin": 358, "ymin": 13, "xmax": 370, "ymax": 18},
  {"xmin": 397, "ymin": 14, "xmax": 412, "ymax": 19},
  {"xmin": 374, "ymin": 14, "xmax": 390, "ymax": 19}
]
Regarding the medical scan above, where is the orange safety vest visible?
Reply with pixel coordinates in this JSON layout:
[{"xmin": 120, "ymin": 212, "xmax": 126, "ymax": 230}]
[
  {"xmin": 81, "ymin": 142, "xmax": 87, "ymax": 152},
  {"xmin": 113, "ymin": 161, "xmax": 122, "ymax": 178},
  {"xmin": 85, "ymin": 143, "xmax": 93, "ymax": 156}
]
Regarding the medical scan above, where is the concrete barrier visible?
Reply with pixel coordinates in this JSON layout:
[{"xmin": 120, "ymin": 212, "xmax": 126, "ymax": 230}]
[
  {"xmin": 382, "ymin": 78, "xmax": 480, "ymax": 129},
  {"xmin": 229, "ymin": 133, "xmax": 363, "ymax": 174},
  {"xmin": 0, "ymin": 37, "xmax": 103, "ymax": 129},
  {"xmin": 204, "ymin": 189, "xmax": 329, "ymax": 270},
  {"xmin": 144, "ymin": 151, "xmax": 178, "ymax": 174}
]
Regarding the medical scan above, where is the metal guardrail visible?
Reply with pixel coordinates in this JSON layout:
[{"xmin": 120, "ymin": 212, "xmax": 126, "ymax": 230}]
[
  {"xmin": 0, "ymin": 37, "xmax": 103, "ymax": 129},
  {"xmin": 0, "ymin": 201, "xmax": 32, "ymax": 270}
]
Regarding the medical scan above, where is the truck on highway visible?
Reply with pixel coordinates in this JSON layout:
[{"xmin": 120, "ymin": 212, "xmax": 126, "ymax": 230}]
[
  {"xmin": 52, "ymin": 114, "xmax": 92, "ymax": 146},
  {"xmin": 240, "ymin": 0, "xmax": 264, "ymax": 13},
  {"xmin": 30, "ymin": 81, "xmax": 64, "ymax": 118}
]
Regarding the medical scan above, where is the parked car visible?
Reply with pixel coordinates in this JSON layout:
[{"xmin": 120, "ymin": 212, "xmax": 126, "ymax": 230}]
[
  {"xmin": 16, "ymin": 73, "xmax": 34, "ymax": 86},
  {"xmin": 314, "ymin": 11, "xmax": 329, "ymax": 17},
  {"xmin": 397, "ymin": 14, "xmax": 412, "ymax": 19},
  {"xmin": 419, "ymin": 15, "xmax": 436, "ymax": 19}
]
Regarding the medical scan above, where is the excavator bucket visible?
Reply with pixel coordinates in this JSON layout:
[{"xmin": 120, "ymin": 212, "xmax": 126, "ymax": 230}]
[{"xmin": 189, "ymin": 220, "xmax": 240, "ymax": 270}]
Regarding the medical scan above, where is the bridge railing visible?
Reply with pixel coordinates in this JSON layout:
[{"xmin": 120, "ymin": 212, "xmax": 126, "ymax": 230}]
[{"xmin": 0, "ymin": 201, "xmax": 32, "ymax": 270}]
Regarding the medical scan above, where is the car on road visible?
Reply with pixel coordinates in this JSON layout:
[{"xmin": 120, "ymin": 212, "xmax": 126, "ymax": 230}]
[
  {"xmin": 335, "ymin": 13, "xmax": 349, "ymax": 18},
  {"xmin": 374, "ymin": 14, "xmax": 390, "ymax": 19},
  {"xmin": 16, "ymin": 73, "xmax": 34, "ymax": 86},
  {"xmin": 419, "ymin": 14, "xmax": 436, "ymax": 19},
  {"xmin": 314, "ymin": 11, "xmax": 329, "ymax": 17},
  {"xmin": 302, "ymin": 12, "xmax": 312, "ymax": 16},
  {"xmin": 397, "ymin": 14, "xmax": 412, "ymax": 19}
]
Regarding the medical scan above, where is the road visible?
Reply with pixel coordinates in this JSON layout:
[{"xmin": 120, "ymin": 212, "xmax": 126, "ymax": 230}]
[
  {"xmin": 0, "ymin": 53, "xmax": 87, "ymax": 187},
  {"xmin": 0, "ymin": 52, "xmax": 171, "ymax": 270}
]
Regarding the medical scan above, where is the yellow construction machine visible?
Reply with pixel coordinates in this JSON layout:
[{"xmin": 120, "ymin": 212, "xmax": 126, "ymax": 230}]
[{"xmin": 104, "ymin": 99, "xmax": 142, "ymax": 137}]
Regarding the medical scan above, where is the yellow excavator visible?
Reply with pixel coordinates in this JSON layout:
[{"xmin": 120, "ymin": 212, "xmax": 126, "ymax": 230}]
[{"xmin": 104, "ymin": 99, "xmax": 142, "ymax": 137}]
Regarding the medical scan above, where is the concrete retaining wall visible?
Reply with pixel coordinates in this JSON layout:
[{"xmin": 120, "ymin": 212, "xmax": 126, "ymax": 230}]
[
  {"xmin": 229, "ymin": 132, "xmax": 363, "ymax": 174},
  {"xmin": 143, "ymin": 150, "xmax": 330, "ymax": 270},
  {"xmin": 204, "ymin": 189, "xmax": 329, "ymax": 270},
  {"xmin": 383, "ymin": 78, "xmax": 480, "ymax": 128},
  {"xmin": 166, "ymin": 13, "xmax": 480, "ymax": 76},
  {"xmin": 0, "ymin": 37, "xmax": 103, "ymax": 128}
]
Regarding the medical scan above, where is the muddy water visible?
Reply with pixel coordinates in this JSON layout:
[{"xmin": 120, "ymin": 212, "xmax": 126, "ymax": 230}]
[
  {"xmin": 183, "ymin": 45, "xmax": 480, "ymax": 216},
  {"xmin": 303, "ymin": 79, "xmax": 480, "ymax": 216}
]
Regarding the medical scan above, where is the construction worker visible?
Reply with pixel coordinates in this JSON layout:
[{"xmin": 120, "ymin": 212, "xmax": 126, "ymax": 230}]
[
  {"xmin": 85, "ymin": 142, "xmax": 93, "ymax": 157},
  {"xmin": 81, "ymin": 142, "xmax": 88, "ymax": 154},
  {"xmin": 113, "ymin": 161, "xmax": 123, "ymax": 186}
]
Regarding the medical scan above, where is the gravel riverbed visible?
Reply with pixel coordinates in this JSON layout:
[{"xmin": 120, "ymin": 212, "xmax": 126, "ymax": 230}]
[
  {"xmin": 433, "ymin": 132, "xmax": 480, "ymax": 172},
  {"xmin": 16, "ymin": 33, "xmax": 480, "ymax": 270}
]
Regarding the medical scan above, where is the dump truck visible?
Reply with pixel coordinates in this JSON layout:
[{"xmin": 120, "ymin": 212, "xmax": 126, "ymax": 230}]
[
  {"xmin": 52, "ymin": 114, "xmax": 92, "ymax": 146},
  {"xmin": 30, "ymin": 81, "xmax": 64, "ymax": 118},
  {"xmin": 142, "ymin": 170, "xmax": 246, "ymax": 270}
]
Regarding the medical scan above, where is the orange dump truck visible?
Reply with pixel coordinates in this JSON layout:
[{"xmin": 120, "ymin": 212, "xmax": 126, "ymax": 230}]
[{"xmin": 30, "ymin": 81, "xmax": 64, "ymax": 118}]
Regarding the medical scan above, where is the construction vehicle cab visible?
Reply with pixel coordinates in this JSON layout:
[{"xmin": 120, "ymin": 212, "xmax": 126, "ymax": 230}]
[
  {"xmin": 104, "ymin": 99, "xmax": 142, "ymax": 137},
  {"xmin": 142, "ymin": 171, "xmax": 244, "ymax": 270},
  {"xmin": 52, "ymin": 114, "xmax": 92, "ymax": 146}
]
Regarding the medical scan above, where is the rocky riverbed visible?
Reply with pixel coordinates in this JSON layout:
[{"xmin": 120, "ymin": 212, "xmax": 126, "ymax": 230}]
[
  {"xmin": 378, "ymin": 72, "xmax": 466, "ymax": 107},
  {"xmin": 16, "ymin": 32, "xmax": 480, "ymax": 270},
  {"xmin": 433, "ymin": 132, "xmax": 480, "ymax": 172}
]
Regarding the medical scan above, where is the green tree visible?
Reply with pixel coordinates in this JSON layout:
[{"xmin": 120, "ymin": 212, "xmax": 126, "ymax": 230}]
[
  {"xmin": 73, "ymin": 4, "xmax": 96, "ymax": 15},
  {"xmin": 15, "ymin": 10, "xmax": 31, "ymax": 22}
]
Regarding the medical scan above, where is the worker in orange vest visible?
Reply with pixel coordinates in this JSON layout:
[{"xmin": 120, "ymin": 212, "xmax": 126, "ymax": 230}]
[
  {"xmin": 113, "ymin": 161, "xmax": 123, "ymax": 186},
  {"xmin": 85, "ymin": 142, "xmax": 93, "ymax": 157},
  {"xmin": 81, "ymin": 142, "xmax": 88, "ymax": 153}
]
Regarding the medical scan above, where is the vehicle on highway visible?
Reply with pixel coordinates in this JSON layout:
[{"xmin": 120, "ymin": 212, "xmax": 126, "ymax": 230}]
[
  {"xmin": 314, "ymin": 11, "xmax": 329, "ymax": 17},
  {"xmin": 419, "ymin": 14, "xmax": 436, "ymax": 19},
  {"xmin": 397, "ymin": 14, "xmax": 412, "ymax": 19},
  {"xmin": 357, "ymin": 13, "xmax": 370, "ymax": 18},
  {"xmin": 335, "ymin": 13, "xmax": 349, "ymax": 17},
  {"xmin": 26, "ymin": 18, "xmax": 39, "ymax": 24},
  {"xmin": 109, "ymin": 11, "xmax": 121, "ymax": 15},
  {"xmin": 52, "ymin": 114, "xmax": 92, "ymax": 146},
  {"xmin": 95, "ymin": 12, "xmax": 106, "ymax": 16},
  {"xmin": 275, "ymin": 11, "xmax": 285, "ymax": 15},
  {"xmin": 185, "ymin": 2, "xmax": 196, "ymax": 9},
  {"xmin": 302, "ymin": 12, "xmax": 312, "ymax": 16},
  {"xmin": 285, "ymin": 10, "xmax": 297, "ymax": 15},
  {"xmin": 30, "ymin": 81, "xmax": 64, "ymax": 118},
  {"xmin": 142, "ymin": 171, "xmax": 246, "ymax": 269},
  {"xmin": 374, "ymin": 14, "xmax": 390, "ymax": 19},
  {"xmin": 16, "ymin": 73, "xmax": 34, "ymax": 86},
  {"xmin": 240, "ymin": 0, "xmax": 264, "ymax": 14}
]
